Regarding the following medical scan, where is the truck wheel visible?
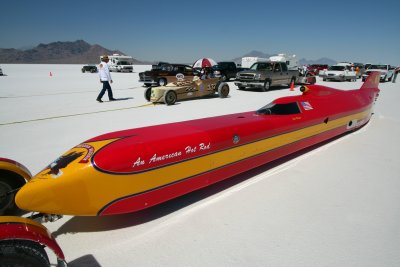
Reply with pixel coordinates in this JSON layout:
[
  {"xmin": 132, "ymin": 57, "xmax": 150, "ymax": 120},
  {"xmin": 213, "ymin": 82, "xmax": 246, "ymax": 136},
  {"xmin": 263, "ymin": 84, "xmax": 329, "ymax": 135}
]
[
  {"xmin": 144, "ymin": 87, "xmax": 152, "ymax": 101},
  {"xmin": 217, "ymin": 82, "xmax": 230, "ymax": 98},
  {"xmin": 164, "ymin": 91, "xmax": 177, "ymax": 105},
  {"xmin": 0, "ymin": 240, "xmax": 50, "ymax": 267},
  {"xmin": 158, "ymin": 78, "xmax": 167, "ymax": 86},
  {"xmin": 262, "ymin": 80, "xmax": 271, "ymax": 92}
]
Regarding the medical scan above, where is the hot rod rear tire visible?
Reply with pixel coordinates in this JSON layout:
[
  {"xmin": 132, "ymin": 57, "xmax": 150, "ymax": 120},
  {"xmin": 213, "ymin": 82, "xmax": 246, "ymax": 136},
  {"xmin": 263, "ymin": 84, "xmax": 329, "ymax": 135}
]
[
  {"xmin": 217, "ymin": 82, "xmax": 230, "ymax": 98},
  {"xmin": 165, "ymin": 91, "xmax": 177, "ymax": 105}
]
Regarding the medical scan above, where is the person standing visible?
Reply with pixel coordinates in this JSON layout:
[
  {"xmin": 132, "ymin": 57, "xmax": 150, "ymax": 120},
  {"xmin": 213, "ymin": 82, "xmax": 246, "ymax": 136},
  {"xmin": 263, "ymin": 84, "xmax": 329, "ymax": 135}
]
[
  {"xmin": 393, "ymin": 66, "xmax": 399, "ymax": 83},
  {"xmin": 97, "ymin": 55, "xmax": 116, "ymax": 102}
]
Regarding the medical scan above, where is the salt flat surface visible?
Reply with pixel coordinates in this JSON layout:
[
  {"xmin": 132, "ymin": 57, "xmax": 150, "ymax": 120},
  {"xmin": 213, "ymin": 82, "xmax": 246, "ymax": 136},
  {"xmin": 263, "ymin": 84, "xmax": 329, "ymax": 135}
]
[{"xmin": 1, "ymin": 64, "xmax": 399, "ymax": 266}]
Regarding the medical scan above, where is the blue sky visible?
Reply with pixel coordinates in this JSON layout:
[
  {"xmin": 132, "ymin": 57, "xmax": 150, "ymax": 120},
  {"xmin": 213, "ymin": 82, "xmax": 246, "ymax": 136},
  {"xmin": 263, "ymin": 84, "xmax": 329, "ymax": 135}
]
[{"xmin": 1, "ymin": 0, "xmax": 399, "ymax": 65}]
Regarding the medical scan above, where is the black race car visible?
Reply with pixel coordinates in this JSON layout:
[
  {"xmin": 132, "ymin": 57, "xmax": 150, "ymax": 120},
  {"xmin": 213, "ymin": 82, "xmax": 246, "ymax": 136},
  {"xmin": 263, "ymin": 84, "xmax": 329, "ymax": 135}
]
[{"xmin": 81, "ymin": 65, "xmax": 98, "ymax": 73}]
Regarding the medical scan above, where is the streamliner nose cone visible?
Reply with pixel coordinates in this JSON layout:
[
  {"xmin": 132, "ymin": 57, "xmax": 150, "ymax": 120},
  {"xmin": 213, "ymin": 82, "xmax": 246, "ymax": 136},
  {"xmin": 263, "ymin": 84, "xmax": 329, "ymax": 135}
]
[{"xmin": 15, "ymin": 179, "xmax": 58, "ymax": 213}]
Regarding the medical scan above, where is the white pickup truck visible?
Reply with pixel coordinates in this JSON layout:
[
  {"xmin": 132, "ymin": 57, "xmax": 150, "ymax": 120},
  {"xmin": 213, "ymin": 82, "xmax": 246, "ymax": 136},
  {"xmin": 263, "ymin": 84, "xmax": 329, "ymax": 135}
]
[{"xmin": 362, "ymin": 64, "xmax": 395, "ymax": 82}]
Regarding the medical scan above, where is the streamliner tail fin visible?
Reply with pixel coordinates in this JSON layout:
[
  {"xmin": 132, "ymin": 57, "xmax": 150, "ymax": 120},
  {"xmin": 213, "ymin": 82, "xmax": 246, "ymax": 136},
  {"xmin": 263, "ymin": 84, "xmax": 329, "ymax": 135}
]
[{"xmin": 361, "ymin": 72, "xmax": 380, "ymax": 90}]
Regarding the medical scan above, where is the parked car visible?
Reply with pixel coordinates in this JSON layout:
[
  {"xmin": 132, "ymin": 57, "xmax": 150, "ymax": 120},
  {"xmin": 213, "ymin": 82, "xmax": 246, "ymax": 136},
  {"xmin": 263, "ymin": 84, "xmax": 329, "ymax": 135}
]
[
  {"xmin": 139, "ymin": 64, "xmax": 200, "ymax": 87},
  {"xmin": 145, "ymin": 77, "xmax": 229, "ymax": 105},
  {"xmin": 362, "ymin": 64, "xmax": 395, "ymax": 82},
  {"xmin": 234, "ymin": 61, "xmax": 298, "ymax": 91},
  {"xmin": 212, "ymin": 61, "xmax": 245, "ymax": 81},
  {"xmin": 81, "ymin": 65, "xmax": 98, "ymax": 73},
  {"xmin": 320, "ymin": 65, "xmax": 356, "ymax": 82},
  {"xmin": 306, "ymin": 64, "xmax": 329, "ymax": 76}
]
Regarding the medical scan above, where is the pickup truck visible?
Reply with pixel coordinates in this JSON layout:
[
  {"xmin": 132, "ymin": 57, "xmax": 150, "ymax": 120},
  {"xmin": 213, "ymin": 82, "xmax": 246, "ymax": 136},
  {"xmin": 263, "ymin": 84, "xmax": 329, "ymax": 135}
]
[
  {"xmin": 212, "ymin": 61, "xmax": 244, "ymax": 81},
  {"xmin": 139, "ymin": 64, "xmax": 200, "ymax": 86},
  {"xmin": 234, "ymin": 61, "xmax": 298, "ymax": 91}
]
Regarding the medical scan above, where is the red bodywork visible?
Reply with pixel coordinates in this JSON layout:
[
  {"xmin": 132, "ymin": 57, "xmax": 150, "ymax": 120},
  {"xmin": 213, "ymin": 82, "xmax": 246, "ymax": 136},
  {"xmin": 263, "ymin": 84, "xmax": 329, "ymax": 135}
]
[
  {"xmin": 93, "ymin": 73, "xmax": 380, "ymax": 215},
  {"xmin": 13, "ymin": 73, "xmax": 380, "ymax": 217}
]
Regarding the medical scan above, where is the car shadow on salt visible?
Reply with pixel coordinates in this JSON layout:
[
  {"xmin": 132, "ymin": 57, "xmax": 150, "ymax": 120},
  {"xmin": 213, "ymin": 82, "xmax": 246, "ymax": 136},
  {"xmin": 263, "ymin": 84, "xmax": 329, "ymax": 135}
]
[
  {"xmin": 66, "ymin": 254, "xmax": 101, "ymax": 267},
  {"xmin": 237, "ymin": 85, "xmax": 290, "ymax": 92}
]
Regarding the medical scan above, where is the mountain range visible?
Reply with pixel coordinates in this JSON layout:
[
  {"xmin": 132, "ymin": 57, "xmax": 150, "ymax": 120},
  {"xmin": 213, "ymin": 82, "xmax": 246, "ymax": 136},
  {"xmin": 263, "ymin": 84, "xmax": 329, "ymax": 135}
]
[
  {"xmin": 0, "ymin": 40, "xmax": 337, "ymax": 65},
  {"xmin": 0, "ymin": 40, "xmax": 147, "ymax": 64}
]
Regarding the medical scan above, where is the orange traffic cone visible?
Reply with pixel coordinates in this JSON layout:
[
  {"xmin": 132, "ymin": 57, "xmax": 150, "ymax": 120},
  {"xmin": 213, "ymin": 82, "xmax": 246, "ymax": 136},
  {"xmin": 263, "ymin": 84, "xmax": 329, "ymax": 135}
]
[{"xmin": 290, "ymin": 81, "xmax": 294, "ymax": 91}]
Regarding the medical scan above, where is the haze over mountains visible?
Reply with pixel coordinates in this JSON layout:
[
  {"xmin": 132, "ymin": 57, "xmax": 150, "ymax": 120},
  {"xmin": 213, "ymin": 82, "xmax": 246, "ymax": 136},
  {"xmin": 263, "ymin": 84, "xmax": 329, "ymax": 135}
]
[{"xmin": 0, "ymin": 40, "xmax": 337, "ymax": 65}]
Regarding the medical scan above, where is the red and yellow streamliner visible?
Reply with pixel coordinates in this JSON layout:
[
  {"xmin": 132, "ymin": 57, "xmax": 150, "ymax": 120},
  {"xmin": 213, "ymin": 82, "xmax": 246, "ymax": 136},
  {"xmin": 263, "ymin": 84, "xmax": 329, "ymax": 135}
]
[{"xmin": 13, "ymin": 73, "xmax": 380, "ymax": 216}]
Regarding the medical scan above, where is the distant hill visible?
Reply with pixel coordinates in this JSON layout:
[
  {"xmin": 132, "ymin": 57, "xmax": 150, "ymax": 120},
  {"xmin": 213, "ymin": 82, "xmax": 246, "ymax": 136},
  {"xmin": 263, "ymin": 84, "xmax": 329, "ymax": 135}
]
[
  {"xmin": 299, "ymin": 57, "xmax": 337, "ymax": 66},
  {"xmin": 0, "ymin": 40, "xmax": 147, "ymax": 64},
  {"xmin": 232, "ymin": 50, "xmax": 337, "ymax": 66},
  {"xmin": 232, "ymin": 50, "xmax": 273, "ymax": 64}
]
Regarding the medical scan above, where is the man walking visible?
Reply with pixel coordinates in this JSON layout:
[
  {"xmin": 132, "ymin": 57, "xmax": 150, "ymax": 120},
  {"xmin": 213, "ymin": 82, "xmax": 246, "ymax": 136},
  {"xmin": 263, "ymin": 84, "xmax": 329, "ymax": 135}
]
[{"xmin": 97, "ymin": 55, "xmax": 116, "ymax": 102}]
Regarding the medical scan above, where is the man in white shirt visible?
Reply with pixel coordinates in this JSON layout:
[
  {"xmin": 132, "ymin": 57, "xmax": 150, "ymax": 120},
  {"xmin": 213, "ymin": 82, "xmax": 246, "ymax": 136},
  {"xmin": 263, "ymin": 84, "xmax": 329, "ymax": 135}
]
[{"xmin": 97, "ymin": 55, "xmax": 116, "ymax": 102}]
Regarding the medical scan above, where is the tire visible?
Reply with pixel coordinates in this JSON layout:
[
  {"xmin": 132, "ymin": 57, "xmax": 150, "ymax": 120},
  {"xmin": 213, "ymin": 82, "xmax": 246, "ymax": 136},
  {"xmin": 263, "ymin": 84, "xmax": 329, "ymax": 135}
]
[
  {"xmin": 262, "ymin": 80, "xmax": 271, "ymax": 92},
  {"xmin": 144, "ymin": 83, "xmax": 152, "ymax": 87},
  {"xmin": 323, "ymin": 78, "xmax": 327, "ymax": 81},
  {"xmin": 144, "ymin": 87, "xmax": 152, "ymax": 101},
  {"xmin": 0, "ymin": 240, "xmax": 50, "ymax": 267},
  {"xmin": 217, "ymin": 82, "xmax": 230, "ymax": 98},
  {"xmin": 164, "ymin": 91, "xmax": 177, "ymax": 105},
  {"xmin": 0, "ymin": 178, "xmax": 14, "ymax": 214},
  {"xmin": 158, "ymin": 78, "xmax": 167, "ymax": 86}
]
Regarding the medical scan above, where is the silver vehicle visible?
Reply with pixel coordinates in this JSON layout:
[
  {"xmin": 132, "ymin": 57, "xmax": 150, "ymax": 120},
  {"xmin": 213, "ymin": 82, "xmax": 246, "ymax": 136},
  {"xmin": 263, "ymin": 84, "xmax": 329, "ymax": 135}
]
[
  {"xmin": 320, "ymin": 65, "xmax": 356, "ymax": 82},
  {"xmin": 234, "ymin": 61, "xmax": 298, "ymax": 91},
  {"xmin": 362, "ymin": 64, "xmax": 394, "ymax": 82}
]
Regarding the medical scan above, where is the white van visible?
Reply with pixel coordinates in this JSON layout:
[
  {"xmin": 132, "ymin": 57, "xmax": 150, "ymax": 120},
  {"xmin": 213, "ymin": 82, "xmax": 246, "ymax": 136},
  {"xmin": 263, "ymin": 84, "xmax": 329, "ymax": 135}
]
[
  {"xmin": 241, "ymin": 57, "xmax": 269, "ymax": 69},
  {"xmin": 102, "ymin": 54, "xmax": 134, "ymax": 72},
  {"xmin": 269, "ymin": 54, "xmax": 299, "ymax": 70}
]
